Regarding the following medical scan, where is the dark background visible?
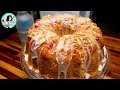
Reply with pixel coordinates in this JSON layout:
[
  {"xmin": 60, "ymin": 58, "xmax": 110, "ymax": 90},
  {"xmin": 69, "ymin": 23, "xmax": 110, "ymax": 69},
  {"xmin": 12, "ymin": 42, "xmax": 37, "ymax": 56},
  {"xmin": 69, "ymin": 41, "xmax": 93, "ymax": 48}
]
[
  {"xmin": 91, "ymin": 11, "xmax": 120, "ymax": 35},
  {"xmin": 0, "ymin": 11, "xmax": 119, "ymax": 40}
]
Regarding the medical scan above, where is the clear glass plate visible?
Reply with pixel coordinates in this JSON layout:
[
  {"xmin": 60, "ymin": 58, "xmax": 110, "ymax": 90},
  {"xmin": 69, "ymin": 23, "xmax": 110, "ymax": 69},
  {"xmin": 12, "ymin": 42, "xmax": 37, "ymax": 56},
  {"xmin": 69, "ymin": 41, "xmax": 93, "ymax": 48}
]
[{"xmin": 20, "ymin": 45, "xmax": 110, "ymax": 79}]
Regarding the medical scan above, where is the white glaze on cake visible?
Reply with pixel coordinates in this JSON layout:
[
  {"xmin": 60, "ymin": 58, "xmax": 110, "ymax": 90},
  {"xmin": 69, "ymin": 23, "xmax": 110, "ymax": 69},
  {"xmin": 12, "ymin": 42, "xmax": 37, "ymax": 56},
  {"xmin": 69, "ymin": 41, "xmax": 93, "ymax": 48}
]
[
  {"xmin": 24, "ymin": 54, "xmax": 28, "ymax": 62},
  {"xmin": 85, "ymin": 73, "xmax": 90, "ymax": 79},
  {"xmin": 29, "ymin": 65, "xmax": 33, "ymax": 70},
  {"xmin": 23, "ymin": 14, "xmax": 108, "ymax": 79},
  {"xmin": 35, "ymin": 69, "xmax": 39, "ymax": 73}
]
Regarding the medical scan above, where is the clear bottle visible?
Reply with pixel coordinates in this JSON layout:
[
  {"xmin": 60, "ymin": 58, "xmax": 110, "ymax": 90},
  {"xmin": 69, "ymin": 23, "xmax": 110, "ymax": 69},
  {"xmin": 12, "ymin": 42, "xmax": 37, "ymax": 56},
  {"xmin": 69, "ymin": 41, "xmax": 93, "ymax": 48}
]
[{"xmin": 16, "ymin": 11, "xmax": 34, "ymax": 48}]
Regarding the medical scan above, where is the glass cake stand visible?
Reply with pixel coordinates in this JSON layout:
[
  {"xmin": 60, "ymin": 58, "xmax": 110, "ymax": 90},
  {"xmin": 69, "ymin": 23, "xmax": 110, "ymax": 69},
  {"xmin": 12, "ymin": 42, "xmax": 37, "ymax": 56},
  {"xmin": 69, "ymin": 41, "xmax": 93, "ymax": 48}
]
[{"xmin": 20, "ymin": 45, "xmax": 110, "ymax": 79}]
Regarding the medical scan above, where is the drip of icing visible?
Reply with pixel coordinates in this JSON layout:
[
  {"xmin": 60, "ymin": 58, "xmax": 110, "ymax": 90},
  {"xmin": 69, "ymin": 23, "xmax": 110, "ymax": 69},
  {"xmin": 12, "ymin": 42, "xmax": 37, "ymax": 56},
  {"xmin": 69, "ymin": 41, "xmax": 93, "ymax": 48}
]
[
  {"xmin": 98, "ymin": 64, "xmax": 103, "ymax": 71},
  {"xmin": 29, "ymin": 29, "xmax": 59, "ymax": 75},
  {"xmin": 85, "ymin": 73, "xmax": 90, "ymax": 79},
  {"xmin": 32, "ymin": 41, "xmax": 40, "ymax": 51},
  {"xmin": 75, "ymin": 33, "xmax": 104, "ymax": 78},
  {"xmin": 56, "ymin": 39, "xmax": 66, "ymax": 64},
  {"xmin": 102, "ymin": 46, "xmax": 107, "ymax": 63},
  {"xmin": 103, "ymin": 46, "xmax": 107, "ymax": 57},
  {"xmin": 57, "ymin": 51, "xmax": 73, "ymax": 79},
  {"xmin": 29, "ymin": 38, "xmax": 45, "ymax": 72},
  {"xmin": 30, "ymin": 41, "xmax": 38, "ymax": 67},
  {"xmin": 24, "ymin": 54, "xmax": 28, "ymax": 62},
  {"xmin": 102, "ymin": 61, "xmax": 106, "ymax": 70},
  {"xmin": 98, "ymin": 46, "xmax": 108, "ymax": 72},
  {"xmin": 56, "ymin": 53, "xmax": 66, "ymax": 64},
  {"xmin": 31, "ymin": 45, "xmax": 38, "ymax": 57},
  {"xmin": 56, "ymin": 35, "xmax": 74, "ymax": 79},
  {"xmin": 29, "ymin": 65, "xmax": 33, "ymax": 70},
  {"xmin": 94, "ymin": 40, "xmax": 106, "ymax": 75},
  {"xmin": 58, "ymin": 64, "xmax": 68, "ymax": 79},
  {"xmin": 102, "ymin": 57, "xmax": 107, "ymax": 63},
  {"xmin": 35, "ymin": 69, "xmax": 39, "ymax": 73}
]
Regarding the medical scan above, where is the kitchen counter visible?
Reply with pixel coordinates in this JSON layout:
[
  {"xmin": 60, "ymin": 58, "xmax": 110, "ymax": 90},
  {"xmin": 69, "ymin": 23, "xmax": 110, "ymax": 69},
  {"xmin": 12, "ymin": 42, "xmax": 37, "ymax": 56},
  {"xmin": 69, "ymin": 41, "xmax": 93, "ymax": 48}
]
[{"xmin": 0, "ymin": 32, "xmax": 120, "ymax": 79}]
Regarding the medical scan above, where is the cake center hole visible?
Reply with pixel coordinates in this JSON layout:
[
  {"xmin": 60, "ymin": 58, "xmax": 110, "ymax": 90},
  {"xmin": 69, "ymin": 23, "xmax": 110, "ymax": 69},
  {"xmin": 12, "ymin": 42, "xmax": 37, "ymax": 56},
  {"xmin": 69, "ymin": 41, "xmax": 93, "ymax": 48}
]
[{"xmin": 54, "ymin": 24, "xmax": 74, "ymax": 37}]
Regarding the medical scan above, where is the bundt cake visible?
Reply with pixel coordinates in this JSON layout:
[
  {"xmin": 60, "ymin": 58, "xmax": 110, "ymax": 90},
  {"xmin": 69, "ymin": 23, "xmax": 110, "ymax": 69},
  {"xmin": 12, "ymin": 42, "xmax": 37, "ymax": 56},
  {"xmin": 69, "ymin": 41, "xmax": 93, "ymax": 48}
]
[{"xmin": 22, "ymin": 14, "xmax": 109, "ymax": 79}]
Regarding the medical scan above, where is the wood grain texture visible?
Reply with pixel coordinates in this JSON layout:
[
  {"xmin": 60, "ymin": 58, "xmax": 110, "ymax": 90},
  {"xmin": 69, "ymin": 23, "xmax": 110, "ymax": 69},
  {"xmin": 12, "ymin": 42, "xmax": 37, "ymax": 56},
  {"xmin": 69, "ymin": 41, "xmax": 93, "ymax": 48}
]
[
  {"xmin": 0, "ymin": 32, "xmax": 120, "ymax": 79},
  {"xmin": 0, "ymin": 60, "xmax": 27, "ymax": 79},
  {"xmin": 0, "ymin": 74, "xmax": 7, "ymax": 79},
  {"xmin": 103, "ymin": 33, "xmax": 120, "ymax": 79}
]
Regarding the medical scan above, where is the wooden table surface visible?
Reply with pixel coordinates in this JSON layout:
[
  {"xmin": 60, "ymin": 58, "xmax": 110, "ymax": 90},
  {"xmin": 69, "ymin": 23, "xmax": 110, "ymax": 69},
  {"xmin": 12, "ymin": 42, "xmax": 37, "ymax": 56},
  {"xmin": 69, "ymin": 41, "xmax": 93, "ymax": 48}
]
[{"xmin": 0, "ymin": 32, "xmax": 120, "ymax": 79}]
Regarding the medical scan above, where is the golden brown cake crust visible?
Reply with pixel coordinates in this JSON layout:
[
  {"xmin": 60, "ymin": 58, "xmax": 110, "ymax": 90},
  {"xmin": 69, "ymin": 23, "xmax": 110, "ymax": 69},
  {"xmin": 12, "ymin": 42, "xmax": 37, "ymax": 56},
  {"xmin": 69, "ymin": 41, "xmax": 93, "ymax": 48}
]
[{"xmin": 23, "ymin": 14, "xmax": 106, "ymax": 79}]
